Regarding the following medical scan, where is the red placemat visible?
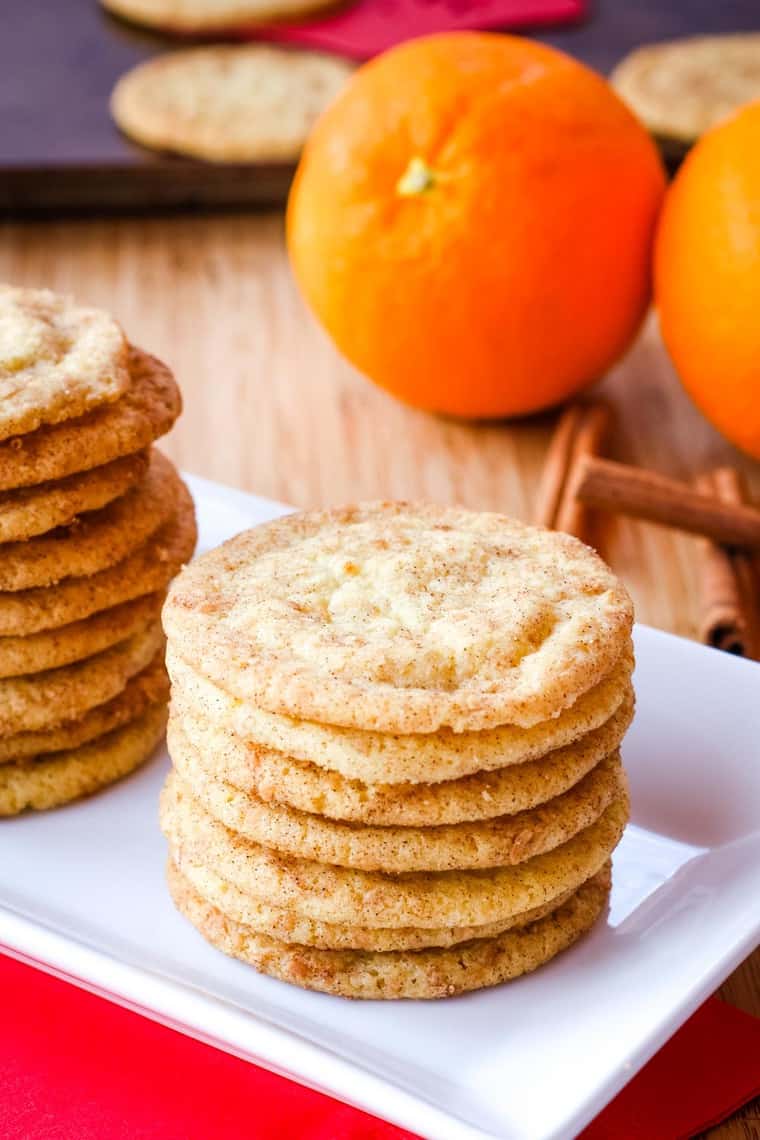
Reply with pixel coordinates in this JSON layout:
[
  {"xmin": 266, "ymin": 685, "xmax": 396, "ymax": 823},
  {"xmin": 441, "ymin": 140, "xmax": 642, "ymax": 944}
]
[
  {"xmin": 1, "ymin": 952, "xmax": 759, "ymax": 1140},
  {"xmin": 246, "ymin": 0, "xmax": 587, "ymax": 59}
]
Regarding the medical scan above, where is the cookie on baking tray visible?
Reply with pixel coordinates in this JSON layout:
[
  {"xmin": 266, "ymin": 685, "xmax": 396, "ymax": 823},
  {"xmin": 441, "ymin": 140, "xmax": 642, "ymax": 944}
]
[
  {"xmin": 101, "ymin": 0, "xmax": 343, "ymax": 33},
  {"xmin": 111, "ymin": 46, "xmax": 353, "ymax": 162},
  {"xmin": 611, "ymin": 33, "xmax": 760, "ymax": 146}
]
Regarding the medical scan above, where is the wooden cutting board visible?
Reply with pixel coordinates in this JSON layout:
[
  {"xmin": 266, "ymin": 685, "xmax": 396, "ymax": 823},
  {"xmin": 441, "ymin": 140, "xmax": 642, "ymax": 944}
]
[{"xmin": 2, "ymin": 0, "xmax": 758, "ymax": 213}]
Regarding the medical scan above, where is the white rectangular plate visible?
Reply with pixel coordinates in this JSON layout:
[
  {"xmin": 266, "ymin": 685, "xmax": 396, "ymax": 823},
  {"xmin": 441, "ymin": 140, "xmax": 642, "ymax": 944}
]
[{"xmin": 2, "ymin": 474, "xmax": 759, "ymax": 1140}]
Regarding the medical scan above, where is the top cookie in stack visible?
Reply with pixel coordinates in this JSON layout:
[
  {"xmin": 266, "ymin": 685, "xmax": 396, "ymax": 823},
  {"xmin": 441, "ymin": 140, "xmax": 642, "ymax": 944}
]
[
  {"xmin": 162, "ymin": 502, "xmax": 634, "ymax": 1000},
  {"xmin": 0, "ymin": 284, "xmax": 196, "ymax": 815}
]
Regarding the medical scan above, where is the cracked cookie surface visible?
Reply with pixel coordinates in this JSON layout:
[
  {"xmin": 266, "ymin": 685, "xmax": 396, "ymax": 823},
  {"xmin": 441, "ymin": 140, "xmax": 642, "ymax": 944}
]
[
  {"xmin": 164, "ymin": 502, "xmax": 633, "ymax": 733},
  {"xmin": 0, "ymin": 285, "xmax": 130, "ymax": 441}
]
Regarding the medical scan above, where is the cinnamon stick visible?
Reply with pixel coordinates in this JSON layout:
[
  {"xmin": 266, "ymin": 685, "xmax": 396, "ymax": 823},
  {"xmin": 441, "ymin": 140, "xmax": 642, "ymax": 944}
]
[
  {"xmin": 535, "ymin": 405, "xmax": 584, "ymax": 530},
  {"xmin": 695, "ymin": 468, "xmax": 760, "ymax": 658},
  {"xmin": 555, "ymin": 405, "xmax": 612, "ymax": 539},
  {"xmin": 570, "ymin": 455, "xmax": 760, "ymax": 549},
  {"xmin": 535, "ymin": 403, "xmax": 612, "ymax": 543}
]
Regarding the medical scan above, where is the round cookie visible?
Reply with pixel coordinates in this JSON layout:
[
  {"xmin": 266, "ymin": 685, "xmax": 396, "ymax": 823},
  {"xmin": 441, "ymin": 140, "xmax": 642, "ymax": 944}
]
[
  {"xmin": 611, "ymin": 34, "xmax": 760, "ymax": 145},
  {"xmin": 170, "ymin": 724, "xmax": 624, "ymax": 871},
  {"xmin": 0, "ymin": 347, "xmax": 181, "ymax": 492},
  {"xmin": 168, "ymin": 647, "xmax": 633, "ymax": 786},
  {"xmin": 0, "ymin": 450, "xmax": 149, "ymax": 543},
  {"xmin": 112, "ymin": 47, "xmax": 353, "ymax": 163},
  {"xmin": 0, "ymin": 482, "xmax": 196, "ymax": 636},
  {"xmin": 160, "ymin": 773, "xmax": 628, "ymax": 929},
  {"xmin": 0, "ymin": 704, "xmax": 167, "ymax": 816},
  {"xmin": 0, "ymin": 592, "xmax": 163, "ymax": 679},
  {"xmin": 102, "ymin": 0, "xmax": 342, "ymax": 33},
  {"xmin": 172, "ymin": 852, "xmax": 583, "ymax": 951},
  {"xmin": 163, "ymin": 503, "xmax": 634, "ymax": 734},
  {"xmin": 167, "ymin": 860, "xmax": 611, "ymax": 999},
  {"xmin": 0, "ymin": 621, "xmax": 163, "ymax": 735},
  {"xmin": 0, "ymin": 285, "xmax": 130, "ymax": 442},
  {"xmin": 0, "ymin": 449, "xmax": 180, "ymax": 592},
  {"xmin": 172, "ymin": 690, "xmax": 634, "ymax": 826}
]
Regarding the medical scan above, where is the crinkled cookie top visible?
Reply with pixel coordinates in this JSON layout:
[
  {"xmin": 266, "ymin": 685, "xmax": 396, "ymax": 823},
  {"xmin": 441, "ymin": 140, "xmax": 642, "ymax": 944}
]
[
  {"xmin": 164, "ymin": 502, "xmax": 633, "ymax": 733},
  {"xmin": 0, "ymin": 285, "xmax": 130, "ymax": 441}
]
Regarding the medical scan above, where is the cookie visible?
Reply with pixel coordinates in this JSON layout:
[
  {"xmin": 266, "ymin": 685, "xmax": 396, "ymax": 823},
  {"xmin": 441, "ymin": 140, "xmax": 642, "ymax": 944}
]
[
  {"xmin": 172, "ymin": 851, "xmax": 582, "ymax": 951},
  {"xmin": 0, "ymin": 483, "xmax": 196, "ymax": 636},
  {"xmin": 0, "ymin": 651, "xmax": 168, "ymax": 764},
  {"xmin": 0, "ymin": 450, "xmax": 149, "ymax": 543},
  {"xmin": 167, "ymin": 646, "xmax": 633, "ymax": 786},
  {"xmin": 611, "ymin": 34, "xmax": 760, "ymax": 143},
  {"xmin": 163, "ymin": 503, "xmax": 633, "ymax": 734},
  {"xmin": 0, "ymin": 704, "xmax": 167, "ymax": 816},
  {"xmin": 171, "ymin": 691, "xmax": 633, "ymax": 826},
  {"xmin": 111, "ymin": 47, "xmax": 353, "ymax": 164},
  {"xmin": 0, "ymin": 347, "xmax": 181, "ymax": 492},
  {"xmin": 160, "ymin": 773, "xmax": 628, "ymax": 929},
  {"xmin": 0, "ymin": 449, "xmax": 179, "ymax": 592},
  {"xmin": 0, "ymin": 592, "xmax": 163, "ymax": 679},
  {"xmin": 102, "ymin": 0, "xmax": 342, "ymax": 34},
  {"xmin": 0, "ymin": 621, "xmax": 163, "ymax": 735},
  {"xmin": 167, "ymin": 860, "xmax": 610, "ymax": 999},
  {"xmin": 170, "ymin": 720, "xmax": 624, "ymax": 871},
  {"xmin": 0, "ymin": 285, "xmax": 130, "ymax": 442}
]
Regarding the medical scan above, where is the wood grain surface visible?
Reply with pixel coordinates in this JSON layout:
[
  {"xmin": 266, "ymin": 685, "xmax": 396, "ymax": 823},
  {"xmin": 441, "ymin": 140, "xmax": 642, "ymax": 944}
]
[{"xmin": 0, "ymin": 211, "xmax": 757, "ymax": 1136}]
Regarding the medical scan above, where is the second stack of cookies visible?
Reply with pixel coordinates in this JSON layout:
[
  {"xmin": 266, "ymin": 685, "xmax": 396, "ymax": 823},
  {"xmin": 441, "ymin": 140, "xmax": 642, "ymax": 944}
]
[
  {"xmin": 162, "ymin": 503, "xmax": 634, "ymax": 999},
  {"xmin": 0, "ymin": 284, "xmax": 196, "ymax": 814}
]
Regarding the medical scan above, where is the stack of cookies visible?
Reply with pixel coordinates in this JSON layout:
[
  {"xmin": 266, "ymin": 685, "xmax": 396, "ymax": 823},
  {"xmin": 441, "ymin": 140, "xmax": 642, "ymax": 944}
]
[
  {"xmin": 161, "ymin": 503, "xmax": 633, "ymax": 1000},
  {"xmin": 0, "ymin": 284, "xmax": 196, "ymax": 815}
]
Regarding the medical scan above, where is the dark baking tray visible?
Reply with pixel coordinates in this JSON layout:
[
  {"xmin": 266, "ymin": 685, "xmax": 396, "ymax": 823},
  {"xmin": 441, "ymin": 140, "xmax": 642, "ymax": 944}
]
[{"xmin": 1, "ymin": 0, "xmax": 757, "ymax": 214}]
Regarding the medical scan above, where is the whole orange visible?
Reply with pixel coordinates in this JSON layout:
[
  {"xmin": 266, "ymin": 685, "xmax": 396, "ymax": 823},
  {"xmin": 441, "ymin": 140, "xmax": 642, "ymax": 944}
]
[
  {"xmin": 655, "ymin": 101, "xmax": 760, "ymax": 459},
  {"xmin": 286, "ymin": 32, "xmax": 665, "ymax": 419}
]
